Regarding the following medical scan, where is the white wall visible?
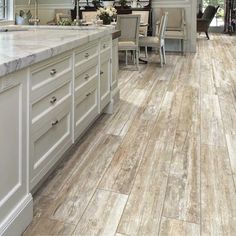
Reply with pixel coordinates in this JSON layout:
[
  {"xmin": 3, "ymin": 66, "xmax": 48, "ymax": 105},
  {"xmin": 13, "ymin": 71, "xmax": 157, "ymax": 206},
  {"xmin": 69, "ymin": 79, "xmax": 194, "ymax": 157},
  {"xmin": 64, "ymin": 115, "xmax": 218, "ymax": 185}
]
[{"xmin": 152, "ymin": 0, "xmax": 197, "ymax": 52}]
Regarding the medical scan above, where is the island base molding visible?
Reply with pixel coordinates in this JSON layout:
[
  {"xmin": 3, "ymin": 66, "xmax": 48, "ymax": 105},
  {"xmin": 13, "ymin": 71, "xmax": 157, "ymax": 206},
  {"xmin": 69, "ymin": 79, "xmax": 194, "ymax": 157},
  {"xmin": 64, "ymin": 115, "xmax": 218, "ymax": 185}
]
[{"xmin": 0, "ymin": 194, "xmax": 33, "ymax": 236}]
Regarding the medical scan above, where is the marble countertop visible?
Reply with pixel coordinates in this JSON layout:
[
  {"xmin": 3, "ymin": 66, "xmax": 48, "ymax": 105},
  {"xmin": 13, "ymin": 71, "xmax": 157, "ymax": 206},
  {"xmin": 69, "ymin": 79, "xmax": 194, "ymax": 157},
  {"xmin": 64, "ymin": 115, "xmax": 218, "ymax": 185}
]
[{"xmin": 0, "ymin": 25, "xmax": 114, "ymax": 77}]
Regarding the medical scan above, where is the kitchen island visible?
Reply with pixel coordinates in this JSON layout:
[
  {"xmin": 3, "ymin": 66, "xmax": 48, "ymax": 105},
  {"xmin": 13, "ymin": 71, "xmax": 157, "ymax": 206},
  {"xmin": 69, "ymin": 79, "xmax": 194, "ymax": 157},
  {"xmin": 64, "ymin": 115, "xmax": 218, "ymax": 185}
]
[{"xmin": 0, "ymin": 25, "xmax": 120, "ymax": 236}]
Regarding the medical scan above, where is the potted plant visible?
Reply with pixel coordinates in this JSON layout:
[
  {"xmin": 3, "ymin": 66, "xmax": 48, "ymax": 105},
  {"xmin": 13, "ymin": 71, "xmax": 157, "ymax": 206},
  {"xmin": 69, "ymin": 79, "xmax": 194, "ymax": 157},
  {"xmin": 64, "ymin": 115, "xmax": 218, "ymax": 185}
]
[
  {"xmin": 119, "ymin": 0, "xmax": 128, "ymax": 8},
  {"xmin": 97, "ymin": 6, "xmax": 117, "ymax": 24},
  {"xmin": 102, "ymin": 0, "xmax": 114, "ymax": 7}
]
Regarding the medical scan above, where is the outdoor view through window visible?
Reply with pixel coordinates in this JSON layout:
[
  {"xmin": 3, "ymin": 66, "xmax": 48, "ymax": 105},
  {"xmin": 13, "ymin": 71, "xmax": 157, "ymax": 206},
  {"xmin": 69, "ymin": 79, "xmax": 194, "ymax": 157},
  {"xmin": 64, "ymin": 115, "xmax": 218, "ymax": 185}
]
[
  {"xmin": 0, "ymin": 0, "xmax": 6, "ymax": 20},
  {"xmin": 203, "ymin": 0, "xmax": 224, "ymax": 27}
]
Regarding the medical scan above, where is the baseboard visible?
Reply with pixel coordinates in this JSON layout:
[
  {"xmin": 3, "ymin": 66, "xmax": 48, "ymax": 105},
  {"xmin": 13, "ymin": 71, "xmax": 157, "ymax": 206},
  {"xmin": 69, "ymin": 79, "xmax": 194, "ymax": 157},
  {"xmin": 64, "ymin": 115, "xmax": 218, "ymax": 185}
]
[{"xmin": 0, "ymin": 194, "xmax": 33, "ymax": 236}]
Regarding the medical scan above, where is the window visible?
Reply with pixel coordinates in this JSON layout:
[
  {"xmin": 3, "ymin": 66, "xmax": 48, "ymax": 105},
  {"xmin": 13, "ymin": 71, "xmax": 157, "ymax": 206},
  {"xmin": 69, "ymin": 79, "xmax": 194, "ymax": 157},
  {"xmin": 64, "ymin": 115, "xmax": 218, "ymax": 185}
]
[
  {"xmin": 0, "ymin": 0, "xmax": 7, "ymax": 20},
  {"xmin": 203, "ymin": 0, "xmax": 224, "ymax": 27}
]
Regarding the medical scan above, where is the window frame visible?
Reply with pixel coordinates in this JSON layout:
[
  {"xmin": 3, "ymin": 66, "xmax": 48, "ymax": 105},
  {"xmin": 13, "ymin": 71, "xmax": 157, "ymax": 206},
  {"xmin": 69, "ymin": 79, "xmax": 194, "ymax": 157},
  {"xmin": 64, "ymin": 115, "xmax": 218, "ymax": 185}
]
[{"xmin": 0, "ymin": 0, "xmax": 13, "ymax": 22}]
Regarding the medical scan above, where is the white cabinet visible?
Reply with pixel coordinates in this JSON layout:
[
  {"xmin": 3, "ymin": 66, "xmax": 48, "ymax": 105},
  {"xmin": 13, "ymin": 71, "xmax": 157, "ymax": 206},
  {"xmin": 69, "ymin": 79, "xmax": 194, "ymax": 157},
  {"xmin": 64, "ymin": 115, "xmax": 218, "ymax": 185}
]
[
  {"xmin": 74, "ymin": 42, "xmax": 100, "ymax": 140},
  {"xmin": 29, "ymin": 53, "xmax": 73, "ymax": 190},
  {"xmin": 0, "ymin": 70, "xmax": 33, "ymax": 236},
  {"xmin": 0, "ymin": 33, "xmax": 119, "ymax": 236}
]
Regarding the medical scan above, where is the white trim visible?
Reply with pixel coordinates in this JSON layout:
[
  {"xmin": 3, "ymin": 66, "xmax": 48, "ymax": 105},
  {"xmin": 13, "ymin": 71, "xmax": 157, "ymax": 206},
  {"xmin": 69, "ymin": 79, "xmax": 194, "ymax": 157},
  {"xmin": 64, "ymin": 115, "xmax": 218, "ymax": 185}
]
[{"xmin": 0, "ymin": 194, "xmax": 33, "ymax": 236}]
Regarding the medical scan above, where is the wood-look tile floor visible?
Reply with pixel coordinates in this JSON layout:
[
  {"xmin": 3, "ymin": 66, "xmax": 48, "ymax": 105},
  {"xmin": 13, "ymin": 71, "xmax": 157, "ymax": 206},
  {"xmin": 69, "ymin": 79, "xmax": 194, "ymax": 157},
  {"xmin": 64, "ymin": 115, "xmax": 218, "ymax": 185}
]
[{"xmin": 23, "ymin": 34, "xmax": 236, "ymax": 236}]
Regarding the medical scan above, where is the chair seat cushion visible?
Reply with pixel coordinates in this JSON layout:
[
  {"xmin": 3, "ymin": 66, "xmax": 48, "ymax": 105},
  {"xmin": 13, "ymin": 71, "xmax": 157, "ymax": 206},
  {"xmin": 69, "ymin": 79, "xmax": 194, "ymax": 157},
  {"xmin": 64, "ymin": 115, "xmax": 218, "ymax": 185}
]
[
  {"xmin": 139, "ymin": 37, "xmax": 161, "ymax": 47},
  {"xmin": 165, "ymin": 30, "xmax": 185, "ymax": 39}
]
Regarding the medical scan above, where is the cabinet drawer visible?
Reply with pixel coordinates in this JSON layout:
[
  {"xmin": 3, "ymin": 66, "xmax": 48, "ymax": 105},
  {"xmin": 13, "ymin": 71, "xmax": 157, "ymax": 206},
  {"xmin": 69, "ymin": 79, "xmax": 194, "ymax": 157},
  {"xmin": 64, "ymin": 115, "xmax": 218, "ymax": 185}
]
[
  {"xmin": 31, "ymin": 55, "xmax": 72, "ymax": 102},
  {"xmin": 101, "ymin": 49, "xmax": 111, "ymax": 64},
  {"xmin": 32, "ymin": 82, "xmax": 71, "ymax": 123},
  {"xmin": 75, "ymin": 42, "xmax": 99, "ymax": 68},
  {"xmin": 75, "ymin": 65, "xmax": 98, "ymax": 97},
  {"xmin": 32, "ymin": 94, "xmax": 71, "ymax": 133},
  {"xmin": 74, "ymin": 85, "xmax": 98, "ymax": 140},
  {"xmin": 100, "ymin": 36, "xmax": 111, "ymax": 52},
  {"xmin": 30, "ymin": 108, "xmax": 72, "ymax": 188}
]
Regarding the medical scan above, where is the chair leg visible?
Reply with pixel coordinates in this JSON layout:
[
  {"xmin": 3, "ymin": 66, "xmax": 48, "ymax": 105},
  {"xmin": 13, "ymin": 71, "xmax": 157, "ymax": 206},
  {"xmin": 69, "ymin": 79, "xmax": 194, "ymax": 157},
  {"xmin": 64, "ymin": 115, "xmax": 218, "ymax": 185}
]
[
  {"xmin": 159, "ymin": 47, "xmax": 163, "ymax": 67},
  {"xmin": 136, "ymin": 50, "xmax": 139, "ymax": 71},
  {"xmin": 205, "ymin": 31, "xmax": 210, "ymax": 40},
  {"xmin": 145, "ymin": 46, "xmax": 148, "ymax": 58},
  {"xmin": 125, "ymin": 51, "xmax": 128, "ymax": 65},
  {"xmin": 162, "ymin": 46, "xmax": 166, "ymax": 64},
  {"xmin": 181, "ymin": 39, "xmax": 184, "ymax": 55}
]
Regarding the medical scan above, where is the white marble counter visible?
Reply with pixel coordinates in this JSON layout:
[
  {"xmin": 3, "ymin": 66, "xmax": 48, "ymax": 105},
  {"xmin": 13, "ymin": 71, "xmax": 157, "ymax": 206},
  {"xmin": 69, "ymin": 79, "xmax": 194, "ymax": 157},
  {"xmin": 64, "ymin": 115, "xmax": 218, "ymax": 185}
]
[{"xmin": 0, "ymin": 25, "xmax": 113, "ymax": 77}]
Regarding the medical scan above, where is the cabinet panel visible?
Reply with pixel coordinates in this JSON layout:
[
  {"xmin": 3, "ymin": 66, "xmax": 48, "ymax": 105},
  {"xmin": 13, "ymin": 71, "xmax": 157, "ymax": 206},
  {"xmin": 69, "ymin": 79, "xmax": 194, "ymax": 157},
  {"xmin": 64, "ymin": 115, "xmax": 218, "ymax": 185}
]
[
  {"xmin": 74, "ymin": 86, "xmax": 99, "ymax": 140},
  {"xmin": 100, "ymin": 57, "xmax": 111, "ymax": 111},
  {"xmin": 30, "ymin": 106, "xmax": 72, "ymax": 189},
  {"xmin": 0, "ymin": 70, "xmax": 28, "ymax": 227},
  {"xmin": 112, "ymin": 39, "xmax": 119, "ymax": 90}
]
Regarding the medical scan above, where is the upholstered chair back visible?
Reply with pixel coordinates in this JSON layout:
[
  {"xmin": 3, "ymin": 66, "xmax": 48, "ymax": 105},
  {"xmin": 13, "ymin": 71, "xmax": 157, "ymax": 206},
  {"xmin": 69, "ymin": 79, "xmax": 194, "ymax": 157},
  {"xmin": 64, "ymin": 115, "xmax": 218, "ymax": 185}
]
[{"xmin": 116, "ymin": 15, "xmax": 141, "ymax": 46}]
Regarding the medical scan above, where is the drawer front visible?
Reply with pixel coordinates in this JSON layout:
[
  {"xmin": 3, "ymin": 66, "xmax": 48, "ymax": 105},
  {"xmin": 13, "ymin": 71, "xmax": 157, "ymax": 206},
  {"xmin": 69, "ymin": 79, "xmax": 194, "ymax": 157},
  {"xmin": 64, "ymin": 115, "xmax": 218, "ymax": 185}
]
[
  {"xmin": 32, "ymin": 94, "xmax": 71, "ymax": 133},
  {"xmin": 100, "ymin": 36, "xmax": 111, "ymax": 52},
  {"xmin": 32, "ymin": 82, "xmax": 71, "ymax": 123},
  {"xmin": 75, "ymin": 42, "xmax": 99, "ymax": 68},
  {"xmin": 100, "ymin": 59, "xmax": 111, "ymax": 111},
  {"xmin": 74, "ymin": 86, "xmax": 98, "ymax": 140},
  {"xmin": 75, "ymin": 64, "xmax": 98, "ymax": 96},
  {"xmin": 30, "ymin": 107, "xmax": 72, "ymax": 189},
  {"xmin": 31, "ymin": 55, "xmax": 72, "ymax": 102}
]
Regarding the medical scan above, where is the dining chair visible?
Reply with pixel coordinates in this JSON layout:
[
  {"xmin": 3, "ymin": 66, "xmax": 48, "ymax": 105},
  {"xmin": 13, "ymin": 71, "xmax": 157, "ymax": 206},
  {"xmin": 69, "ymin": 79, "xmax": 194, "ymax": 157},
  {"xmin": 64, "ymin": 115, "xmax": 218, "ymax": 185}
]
[
  {"xmin": 116, "ymin": 14, "xmax": 141, "ymax": 69},
  {"xmin": 139, "ymin": 12, "xmax": 168, "ymax": 67},
  {"xmin": 132, "ymin": 11, "xmax": 149, "ymax": 58}
]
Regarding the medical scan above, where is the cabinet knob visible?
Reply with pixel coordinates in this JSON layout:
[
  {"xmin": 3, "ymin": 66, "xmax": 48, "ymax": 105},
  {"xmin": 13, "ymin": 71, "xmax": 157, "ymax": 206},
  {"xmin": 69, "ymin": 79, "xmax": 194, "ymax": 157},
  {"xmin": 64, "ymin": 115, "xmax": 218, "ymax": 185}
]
[
  {"xmin": 100, "ymin": 71, "xmax": 104, "ymax": 75},
  {"xmin": 50, "ymin": 69, "xmax": 57, "ymax": 76},
  {"xmin": 84, "ymin": 74, "xmax": 89, "ymax": 80},
  {"xmin": 84, "ymin": 52, "xmax": 89, "ymax": 58},
  {"xmin": 103, "ymin": 44, "xmax": 106, "ymax": 49},
  {"xmin": 86, "ymin": 92, "xmax": 91, "ymax": 97},
  {"xmin": 52, "ymin": 120, "xmax": 59, "ymax": 126},
  {"xmin": 50, "ymin": 96, "xmax": 57, "ymax": 104}
]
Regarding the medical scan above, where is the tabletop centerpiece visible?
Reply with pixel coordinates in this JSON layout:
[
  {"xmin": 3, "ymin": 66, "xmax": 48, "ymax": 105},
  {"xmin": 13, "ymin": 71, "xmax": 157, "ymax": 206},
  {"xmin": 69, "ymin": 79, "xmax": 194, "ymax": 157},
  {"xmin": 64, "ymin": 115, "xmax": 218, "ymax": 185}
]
[{"xmin": 97, "ymin": 6, "xmax": 117, "ymax": 25}]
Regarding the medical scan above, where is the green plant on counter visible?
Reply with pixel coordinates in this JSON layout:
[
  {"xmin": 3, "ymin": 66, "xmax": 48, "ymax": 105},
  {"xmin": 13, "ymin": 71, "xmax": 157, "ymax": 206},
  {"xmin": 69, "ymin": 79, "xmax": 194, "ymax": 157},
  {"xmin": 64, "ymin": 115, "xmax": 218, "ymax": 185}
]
[{"xmin": 57, "ymin": 18, "xmax": 73, "ymax": 26}]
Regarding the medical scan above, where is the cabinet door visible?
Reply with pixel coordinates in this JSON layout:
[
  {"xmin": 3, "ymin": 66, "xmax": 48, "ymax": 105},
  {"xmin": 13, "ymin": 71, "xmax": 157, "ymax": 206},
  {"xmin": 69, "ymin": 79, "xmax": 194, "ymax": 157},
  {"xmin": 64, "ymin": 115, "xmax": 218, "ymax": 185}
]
[
  {"xmin": 100, "ymin": 56, "xmax": 111, "ymax": 111},
  {"xmin": 111, "ymin": 39, "xmax": 119, "ymax": 90},
  {"xmin": 0, "ymin": 71, "xmax": 29, "ymax": 234},
  {"xmin": 74, "ymin": 85, "xmax": 99, "ymax": 140}
]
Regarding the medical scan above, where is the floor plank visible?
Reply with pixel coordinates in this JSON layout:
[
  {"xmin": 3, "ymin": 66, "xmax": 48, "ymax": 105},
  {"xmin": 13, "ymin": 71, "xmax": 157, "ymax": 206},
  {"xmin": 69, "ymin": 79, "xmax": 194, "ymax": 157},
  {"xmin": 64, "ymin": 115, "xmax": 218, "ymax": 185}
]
[
  {"xmin": 117, "ymin": 140, "xmax": 173, "ymax": 236},
  {"xmin": 45, "ymin": 134, "xmax": 122, "ymax": 224},
  {"xmin": 163, "ymin": 131, "xmax": 200, "ymax": 223},
  {"xmin": 201, "ymin": 144, "xmax": 236, "ymax": 235},
  {"xmin": 159, "ymin": 217, "xmax": 200, "ymax": 236},
  {"xmin": 72, "ymin": 189, "xmax": 127, "ymax": 236},
  {"xmin": 201, "ymin": 94, "xmax": 226, "ymax": 147}
]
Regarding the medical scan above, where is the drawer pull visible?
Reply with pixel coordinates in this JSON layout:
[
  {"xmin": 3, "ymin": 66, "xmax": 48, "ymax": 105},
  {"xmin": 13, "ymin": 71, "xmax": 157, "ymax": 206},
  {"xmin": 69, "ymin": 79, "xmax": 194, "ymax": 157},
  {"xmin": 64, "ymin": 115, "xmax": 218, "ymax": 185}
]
[
  {"xmin": 84, "ymin": 52, "xmax": 89, "ymax": 58},
  {"xmin": 86, "ymin": 92, "xmax": 91, "ymax": 97},
  {"xmin": 52, "ymin": 120, "xmax": 59, "ymax": 126},
  {"xmin": 50, "ymin": 69, "xmax": 57, "ymax": 76},
  {"xmin": 50, "ymin": 96, "xmax": 57, "ymax": 104},
  {"xmin": 84, "ymin": 74, "xmax": 90, "ymax": 80},
  {"xmin": 100, "ymin": 71, "xmax": 104, "ymax": 75}
]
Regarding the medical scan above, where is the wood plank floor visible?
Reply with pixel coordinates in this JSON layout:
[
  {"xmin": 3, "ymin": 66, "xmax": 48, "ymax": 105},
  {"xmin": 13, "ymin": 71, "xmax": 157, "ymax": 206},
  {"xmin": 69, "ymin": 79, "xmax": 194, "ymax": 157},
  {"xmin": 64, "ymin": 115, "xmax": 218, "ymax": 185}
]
[{"xmin": 23, "ymin": 34, "xmax": 236, "ymax": 236}]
